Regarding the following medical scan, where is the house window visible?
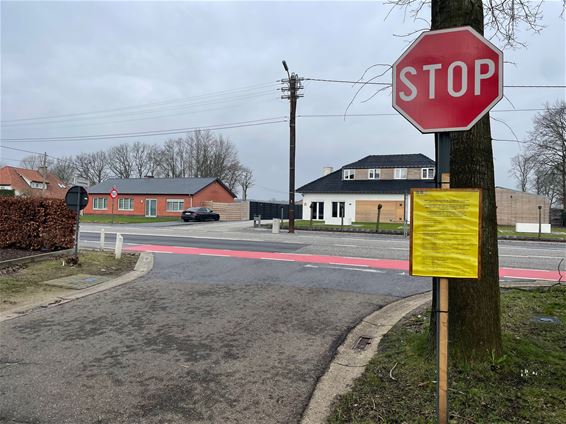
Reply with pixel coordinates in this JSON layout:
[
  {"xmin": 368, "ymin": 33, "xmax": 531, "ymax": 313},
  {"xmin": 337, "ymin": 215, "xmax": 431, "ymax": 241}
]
[
  {"xmin": 332, "ymin": 202, "xmax": 345, "ymax": 218},
  {"xmin": 166, "ymin": 199, "xmax": 185, "ymax": 212},
  {"xmin": 422, "ymin": 168, "xmax": 435, "ymax": 179},
  {"xmin": 118, "ymin": 198, "xmax": 134, "ymax": 211},
  {"xmin": 394, "ymin": 168, "xmax": 407, "ymax": 179},
  {"xmin": 30, "ymin": 181, "xmax": 46, "ymax": 189},
  {"xmin": 368, "ymin": 169, "xmax": 381, "ymax": 180},
  {"xmin": 93, "ymin": 197, "xmax": 108, "ymax": 210},
  {"xmin": 343, "ymin": 169, "xmax": 355, "ymax": 180},
  {"xmin": 310, "ymin": 202, "xmax": 324, "ymax": 220}
]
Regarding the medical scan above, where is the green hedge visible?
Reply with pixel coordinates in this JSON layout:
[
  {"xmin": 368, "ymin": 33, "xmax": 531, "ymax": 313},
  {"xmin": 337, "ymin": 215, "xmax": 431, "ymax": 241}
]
[{"xmin": 0, "ymin": 197, "xmax": 76, "ymax": 250}]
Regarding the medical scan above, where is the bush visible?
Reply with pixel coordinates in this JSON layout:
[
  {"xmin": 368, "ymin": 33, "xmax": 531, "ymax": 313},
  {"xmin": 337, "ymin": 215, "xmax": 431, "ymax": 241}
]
[{"xmin": 0, "ymin": 197, "xmax": 76, "ymax": 250}]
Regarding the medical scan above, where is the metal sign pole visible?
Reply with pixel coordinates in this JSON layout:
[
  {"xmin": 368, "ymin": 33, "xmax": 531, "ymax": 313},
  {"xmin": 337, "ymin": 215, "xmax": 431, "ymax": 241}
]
[
  {"xmin": 435, "ymin": 132, "xmax": 451, "ymax": 424},
  {"xmin": 74, "ymin": 188, "xmax": 81, "ymax": 258}
]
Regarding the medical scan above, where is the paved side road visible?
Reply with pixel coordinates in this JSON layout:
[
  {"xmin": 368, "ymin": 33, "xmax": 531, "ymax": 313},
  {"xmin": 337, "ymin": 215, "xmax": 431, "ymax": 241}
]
[{"xmin": 0, "ymin": 253, "xmax": 428, "ymax": 423}]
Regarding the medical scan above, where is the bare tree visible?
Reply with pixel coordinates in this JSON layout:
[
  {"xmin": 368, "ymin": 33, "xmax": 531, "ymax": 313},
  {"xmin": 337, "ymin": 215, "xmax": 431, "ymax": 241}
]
[
  {"xmin": 74, "ymin": 151, "xmax": 109, "ymax": 184},
  {"xmin": 509, "ymin": 152, "xmax": 536, "ymax": 191},
  {"xmin": 50, "ymin": 157, "xmax": 77, "ymax": 184},
  {"xmin": 238, "ymin": 167, "xmax": 254, "ymax": 200},
  {"xmin": 533, "ymin": 164, "xmax": 560, "ymax": 206},
  {"xmin": 528, "ymin": 100, "xmax": 566, "ymax": 208},
  {"xmin": 20, "ymin": 154, "xmax": 53, "ymax": 170},
  {"xmin": 107, "ymin": 143, "xmax": 134, "ymax": 178}
]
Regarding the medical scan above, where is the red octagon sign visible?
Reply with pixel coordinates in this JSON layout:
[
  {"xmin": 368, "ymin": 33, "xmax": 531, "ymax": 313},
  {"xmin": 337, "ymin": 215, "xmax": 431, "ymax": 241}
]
[{"xmin": 393, "ymin": 26, "xmax": 503, "ymax": 133}]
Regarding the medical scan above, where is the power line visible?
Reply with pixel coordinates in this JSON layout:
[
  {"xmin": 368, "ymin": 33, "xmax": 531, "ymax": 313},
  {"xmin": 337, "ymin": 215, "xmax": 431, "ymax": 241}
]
[
  {"xmin": 1, "ymin": 90, "xmax": 279, "ymax": 129},
  {"xmin": 0, "ymin": 82, "xmax": 279, "ymax": 124},
  {"xmin": 304, "ymin": 77, "xmax": 566, "ymax": 89},
  {"xmin": 0, "ymin": 117, "xmax": 288, "ymax": 143}
]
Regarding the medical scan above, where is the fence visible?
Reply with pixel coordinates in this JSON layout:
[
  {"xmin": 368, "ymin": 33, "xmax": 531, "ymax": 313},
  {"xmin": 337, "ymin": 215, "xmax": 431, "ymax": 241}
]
[
  {"xmin": 201, "ymin": 201, "xmax": 249, "ymax": 221},
  {"xmin": 248, "ymin": 201, "xmax": 302, "ymax": 220}
]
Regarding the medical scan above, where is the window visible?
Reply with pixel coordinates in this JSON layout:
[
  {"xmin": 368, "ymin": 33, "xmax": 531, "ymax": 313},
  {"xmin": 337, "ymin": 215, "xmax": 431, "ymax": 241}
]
[
  {"xmin": 30, "ymin": 181, "xmax": 46, "ymax": 189},
  {"xmin": 343, "ymin": 169, "xmax": 354, "ymax": 180},
  {"xmin": 118, "ymin": 198, "xmax": 134, "ymax": 211},
  {"xmin": 93, "ymin": 198, "xmax": 108, "ymax": 210},
  {"xmin": 167, "ymin": 199, "xmax": 185, "ymax": 212},
  {"xmin": 310, "ymin": 202, "xmax": 324, "ymax": 220},
  {"xmin": 422, "ymin": 168, "xmax": 435, "ymax": 179},
  {"xmin": 394, "ymin": 168, "xmax": 407, "ymax": 179},
  {"xmin": 332, "ymin": 202, "xmax": 345, "ymax": 218},
  {"xmin": 368, "ymin": 168, "xmax": 381, "ymax": 180}
]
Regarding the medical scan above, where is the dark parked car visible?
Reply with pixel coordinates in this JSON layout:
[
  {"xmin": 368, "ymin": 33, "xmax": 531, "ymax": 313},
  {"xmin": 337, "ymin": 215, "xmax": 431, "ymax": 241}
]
[{"xmin": 181, "ymin": 207, "xmax": 220, "ymax": 222}]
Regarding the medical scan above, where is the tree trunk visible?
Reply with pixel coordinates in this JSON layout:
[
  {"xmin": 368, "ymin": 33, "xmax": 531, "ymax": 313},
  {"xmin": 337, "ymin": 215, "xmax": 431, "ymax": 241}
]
[{"xmin": 429, "ymin": 0, "xmax": 503, "ymax": 361}]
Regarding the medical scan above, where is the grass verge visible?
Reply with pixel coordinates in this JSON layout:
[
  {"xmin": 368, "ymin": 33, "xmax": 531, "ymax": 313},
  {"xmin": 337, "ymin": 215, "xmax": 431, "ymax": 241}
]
[
  {"xmin": 0, "ymin": 251, "xmax": 139, "ymax": 311},
  {"xmin": 329, "ymin": 286, "xmax": 566, "ymax": 423},
  {"xmin": 81, "ymin": 215, "xmax": 180, "ymax": 224}
]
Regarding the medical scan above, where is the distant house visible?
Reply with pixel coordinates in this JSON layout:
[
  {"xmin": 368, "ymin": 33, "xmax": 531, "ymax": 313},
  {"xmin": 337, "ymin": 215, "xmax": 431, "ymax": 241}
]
[
  {"xmin": 297, "ymin": 154, "xmax": 436, "ymax": 225},
  {"xmin": 0, "ymin": 166, "xmax": 67, "ymax": 199},
  {"xmin": 495, "ymin": 187, "xmax": 550, "ymax": 225},
  {"xmin": 84, "ymin": 177, "xmax": 236, "ymax": 218}
]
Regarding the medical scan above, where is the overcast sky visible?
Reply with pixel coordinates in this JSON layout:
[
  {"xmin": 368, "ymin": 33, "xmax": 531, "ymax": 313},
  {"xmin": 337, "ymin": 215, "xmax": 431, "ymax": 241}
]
[{"xmin": 1, "ymin": 1, "xmax": 565, "ymax": 200}]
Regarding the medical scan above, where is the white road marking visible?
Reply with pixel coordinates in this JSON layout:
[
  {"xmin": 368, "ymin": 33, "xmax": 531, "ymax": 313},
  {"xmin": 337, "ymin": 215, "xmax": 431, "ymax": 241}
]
[
  {"xmin": 500, "ymin": 254, "xmax": 563, "ymax": 259},
  {"xmin": 199, "ymin": 253, "xmax": 230, "ymax": 257},
  {"xmin": 260, "ymin": 258, "xmax": 295, "ymax": 262},
  {"xmin": 333, "ymin": 244, "xmax": 358, "ymax": 247},
  {"xmin": 304, "ymin": 264, "xmax": 385, "ymax": 273},
  {"xmin": 329, "ymin": 262, "xmax": 368, "ymax": 267}
]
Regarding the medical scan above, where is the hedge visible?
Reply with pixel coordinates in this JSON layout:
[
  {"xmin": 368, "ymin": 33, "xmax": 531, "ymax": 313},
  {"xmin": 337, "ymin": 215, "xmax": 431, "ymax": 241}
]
[{"xmin": 0, "ymin": 197, "xmax": 76, "ymax": 250}]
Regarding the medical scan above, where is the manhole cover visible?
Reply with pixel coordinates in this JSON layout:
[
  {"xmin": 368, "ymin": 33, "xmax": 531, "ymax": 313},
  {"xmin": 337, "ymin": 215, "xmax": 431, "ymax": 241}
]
[
  {"xmin": 532, "ymin": 315, "xmax": 560, "ymax": 324},
  {"xmin": 353, "ymin": 336, "xmax": 373, "ymax": 350}
]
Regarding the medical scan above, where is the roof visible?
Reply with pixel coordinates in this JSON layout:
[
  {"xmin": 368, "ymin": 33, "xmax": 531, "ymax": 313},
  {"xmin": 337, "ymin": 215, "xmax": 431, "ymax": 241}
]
[
  {"xmin": 342, "ymin": 154, "xmax": 435, "ymax": 169},
  {"xmin": 0, "ymin": 166, "xmax": 67, "ymax": 199},
  {"xmin": 297, "ymin": 169, "xmax": 436, "ymax": 194},
  {"xmin": 88, "ymin": 177, "xmax": 236, "ymax": 197}
]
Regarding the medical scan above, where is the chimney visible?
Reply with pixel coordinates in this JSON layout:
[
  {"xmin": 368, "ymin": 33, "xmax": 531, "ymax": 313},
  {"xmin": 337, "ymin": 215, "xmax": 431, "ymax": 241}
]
[{"xmin": 322, "ymin": 166, "xmax": 333, "ymax": 176}]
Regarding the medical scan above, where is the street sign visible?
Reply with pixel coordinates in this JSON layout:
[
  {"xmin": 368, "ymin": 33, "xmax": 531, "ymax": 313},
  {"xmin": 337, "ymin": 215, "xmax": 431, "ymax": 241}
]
[
  {"xmin": 110, "ymin": 187, "xmax": 118, "ymax": 199},
  {"xmin": 65, "ymin": 186, "xmax": 89, "ymax": 211},
  {"xmin": 73, "ymin": 176, "xmax": 89, "ymax": 187},
  {"xmin": 393, "ymin": 26, "xmax": 503, "ymax": 133},
  {"xmin": 410, "ymin": 188, "xmax": 481, "ymax": 278}
]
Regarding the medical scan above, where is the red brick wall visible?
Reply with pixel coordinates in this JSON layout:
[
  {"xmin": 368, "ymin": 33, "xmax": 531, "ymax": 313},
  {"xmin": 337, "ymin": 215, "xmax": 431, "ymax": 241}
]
[{"xmin": 84, "ymin": 181, "xmax": 234, "ymax": 217}]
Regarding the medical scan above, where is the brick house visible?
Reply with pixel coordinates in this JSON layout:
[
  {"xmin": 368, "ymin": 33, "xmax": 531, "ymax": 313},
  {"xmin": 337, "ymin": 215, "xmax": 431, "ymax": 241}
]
[
  {"xmin": 84, "ymin": 177, "xmax": 236, "ymax": 218},
  {"xmin": 0, "ymin": 166, "xmax": 68, "ymax": 199},
  {"xmin": 297, "ymin": 154, "xmax": 437, "ymax": 225}
]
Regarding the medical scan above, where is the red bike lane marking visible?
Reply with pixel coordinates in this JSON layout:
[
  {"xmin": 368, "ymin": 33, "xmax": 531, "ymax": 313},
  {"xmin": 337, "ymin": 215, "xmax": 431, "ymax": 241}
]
[{"xmin": 127, "ymin": 244, "xmax": 560, "ymax": 282}]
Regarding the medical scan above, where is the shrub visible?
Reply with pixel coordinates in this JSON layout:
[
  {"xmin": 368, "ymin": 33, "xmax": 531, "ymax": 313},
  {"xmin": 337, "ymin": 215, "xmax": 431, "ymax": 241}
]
[{"xmin": 0, "ymin": 197, "xmax": 76, "ymax": 250}]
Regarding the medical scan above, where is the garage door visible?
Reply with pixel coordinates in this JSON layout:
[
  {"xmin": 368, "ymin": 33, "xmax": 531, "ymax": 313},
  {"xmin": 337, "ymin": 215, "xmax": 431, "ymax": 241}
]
[{"xmin": 355, "ymin": 200, "xmax": 405, "ymax": 223}]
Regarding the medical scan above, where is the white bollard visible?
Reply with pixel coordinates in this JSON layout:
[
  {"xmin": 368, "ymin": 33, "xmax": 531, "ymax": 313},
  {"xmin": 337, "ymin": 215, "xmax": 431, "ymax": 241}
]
[
  {"xmin": 100, "ymin": 229, "xmax": 105, "ymax": 251},
  {"xmin": 272, "ymin": 218, "xmax": 280, "ymax": 234},
  {"xmin": 115, "ymin": 233, "xmax": 123, "ymax": 259}
]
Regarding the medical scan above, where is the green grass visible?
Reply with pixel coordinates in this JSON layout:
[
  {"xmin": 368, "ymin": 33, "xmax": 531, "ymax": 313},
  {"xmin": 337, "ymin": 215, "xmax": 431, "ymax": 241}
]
[
  {"xmin": 329, "ymin": 287, "xmax": 566, "ymax": 423},
  {"xmin": 498, "ymin": 225, "xmax": 566, "ymax": 240},
  {"xmin": 282, "ymin": 220, "xmax": 405, "ymax": 232},
  {"xmin": 81, "ymin": 214, "xmax": 181, "ymax": 224},
  {"xmin": 0, "ymin": 251, "xmax": 139, "ymax": 296}
]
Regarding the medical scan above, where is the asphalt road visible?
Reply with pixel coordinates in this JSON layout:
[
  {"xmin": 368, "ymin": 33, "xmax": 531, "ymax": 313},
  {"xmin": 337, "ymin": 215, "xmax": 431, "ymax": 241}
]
[
  {"xmin": 79, "ymin": 228, "xmax": 565, "ymax": 272},
  {"xmin": 0, "ymin": 253, "xmax": 428, "ymax": 423}
]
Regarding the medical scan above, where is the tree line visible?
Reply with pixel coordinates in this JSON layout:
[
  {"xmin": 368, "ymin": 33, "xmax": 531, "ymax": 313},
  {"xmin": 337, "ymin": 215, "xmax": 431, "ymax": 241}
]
[
  {"xmin": 509, "ymin": 100, "xmax": 565, "ymax": 209},
  {"xmin": 20, "ymin": 130, "xmax": 255, "ymax": 199}
]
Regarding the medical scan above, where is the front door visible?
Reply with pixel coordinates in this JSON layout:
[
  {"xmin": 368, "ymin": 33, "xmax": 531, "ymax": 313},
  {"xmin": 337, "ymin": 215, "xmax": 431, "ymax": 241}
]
[{"xmin": 145, "ymin": 199, "xmax": 157, "ymax": 217}]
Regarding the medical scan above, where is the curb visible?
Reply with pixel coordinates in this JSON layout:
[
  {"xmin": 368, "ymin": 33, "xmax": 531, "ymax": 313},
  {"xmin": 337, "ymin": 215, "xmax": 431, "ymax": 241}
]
[
  {"xmin": 0, "ymin": 249, "xmax": 74, "ymax": 267},
  {"xmin": 0, "ymin": 252, "xmax": 154, "ymax": 322},
  {"xmin": 301, "ymin": 291, "xmax": 432, "ymax": 424}
]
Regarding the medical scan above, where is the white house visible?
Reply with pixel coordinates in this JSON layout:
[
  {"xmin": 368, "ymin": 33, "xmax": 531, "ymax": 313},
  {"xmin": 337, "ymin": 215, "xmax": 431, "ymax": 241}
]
[{"xmin": 297, "ymin": 154, "xmax": 437, "ymax": 225}]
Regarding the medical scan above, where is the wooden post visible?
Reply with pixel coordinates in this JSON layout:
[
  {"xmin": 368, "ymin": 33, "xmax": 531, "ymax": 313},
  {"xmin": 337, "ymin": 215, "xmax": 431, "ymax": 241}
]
[{"xmin": 438, "ymin": 172, "xmax": 450, "ymax": 424}]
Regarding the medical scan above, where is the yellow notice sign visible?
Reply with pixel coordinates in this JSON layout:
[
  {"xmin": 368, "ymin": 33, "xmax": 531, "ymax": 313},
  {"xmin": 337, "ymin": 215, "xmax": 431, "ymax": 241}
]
[{"xmin": 410, "ymin": 189, "xmax": 481, "ymax": 279}]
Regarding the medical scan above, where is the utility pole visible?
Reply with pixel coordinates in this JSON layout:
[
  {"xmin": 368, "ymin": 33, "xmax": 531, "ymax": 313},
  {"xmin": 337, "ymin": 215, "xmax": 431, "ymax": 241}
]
[
  {"xmin": 40, "ymin": 152, "xmax": 47, "ymax": 198},
  {"xmin": 281, "ymin": 60, "xmax": 303, "ymax": 233}
]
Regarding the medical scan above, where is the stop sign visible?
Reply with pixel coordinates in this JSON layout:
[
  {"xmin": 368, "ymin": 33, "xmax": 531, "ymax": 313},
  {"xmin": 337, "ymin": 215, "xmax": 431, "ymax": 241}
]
[{"xmin": 393, "ymin": 26, "xmax": 503, "ymax": 133}]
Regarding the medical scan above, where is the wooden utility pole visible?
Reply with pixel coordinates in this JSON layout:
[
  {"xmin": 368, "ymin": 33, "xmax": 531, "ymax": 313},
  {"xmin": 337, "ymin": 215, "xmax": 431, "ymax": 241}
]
[{"xmin": 281, "ymin": 61, "xmax": 303, "ymax": 233}]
